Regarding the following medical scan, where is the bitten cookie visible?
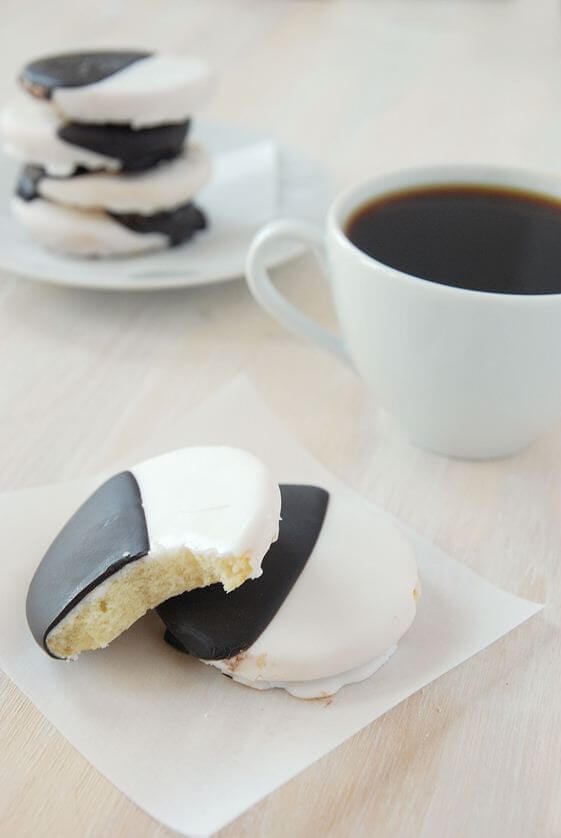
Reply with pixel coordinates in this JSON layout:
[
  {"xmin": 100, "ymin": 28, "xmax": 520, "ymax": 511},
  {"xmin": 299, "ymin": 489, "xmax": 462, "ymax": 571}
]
[
  {"xmin": 20, "ymin": 50, "xmax": 213, "ymax": 127},
  {"xmin": 26, "ymin": 447, "xmax": 281, "ymax": 659},
  {"xmin": 160, "ymin": 485, "xmax": 420, "ymax": 699}
]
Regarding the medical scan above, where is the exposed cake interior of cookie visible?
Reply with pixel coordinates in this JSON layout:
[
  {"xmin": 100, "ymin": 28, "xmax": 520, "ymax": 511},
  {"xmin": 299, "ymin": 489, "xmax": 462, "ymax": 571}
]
[
  {"xmin": 26, "ymin": 447, "xmax": 280, "ymax": 659},
  {"xmin": 46, "ymin": 545, "xmax": 254, "ymax": 659}
]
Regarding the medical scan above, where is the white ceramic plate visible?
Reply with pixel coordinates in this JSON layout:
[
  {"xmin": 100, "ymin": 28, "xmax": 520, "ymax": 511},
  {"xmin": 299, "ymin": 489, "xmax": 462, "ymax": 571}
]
[{"xmin": 0, "ymin": 121, "xmax": 329, "ymax": 291}]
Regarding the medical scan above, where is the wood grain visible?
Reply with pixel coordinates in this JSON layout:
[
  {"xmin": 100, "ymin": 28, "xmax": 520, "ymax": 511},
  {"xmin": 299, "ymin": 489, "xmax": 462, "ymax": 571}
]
[{"xmin": 1, "ymin": 1, "xmax": 560, "ymax": 836}]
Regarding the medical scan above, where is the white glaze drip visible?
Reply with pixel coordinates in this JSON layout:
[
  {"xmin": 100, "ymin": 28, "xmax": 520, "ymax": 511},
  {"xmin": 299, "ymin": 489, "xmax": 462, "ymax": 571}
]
[{"xmin": 214, "ymin": 647, "xmax": 396, "ymax": 699}]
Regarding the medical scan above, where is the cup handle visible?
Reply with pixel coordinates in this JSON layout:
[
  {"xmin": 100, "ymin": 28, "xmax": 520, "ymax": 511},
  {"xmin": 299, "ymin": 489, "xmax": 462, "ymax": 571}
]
[{"xmin": 246, "ymin": 219, "xmax": 349, "ymax": 363}]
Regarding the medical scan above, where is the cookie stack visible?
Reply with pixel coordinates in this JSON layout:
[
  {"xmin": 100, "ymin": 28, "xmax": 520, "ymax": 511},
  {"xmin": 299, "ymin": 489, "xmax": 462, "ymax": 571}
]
[{"xmin": 1, "ymin": 50, "xmax": 213, "ymax": 257}]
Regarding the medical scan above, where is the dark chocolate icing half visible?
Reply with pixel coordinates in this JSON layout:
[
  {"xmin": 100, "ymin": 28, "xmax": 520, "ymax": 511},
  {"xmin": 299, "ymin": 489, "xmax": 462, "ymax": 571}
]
[
  {"xmin": 58, "ymin": 120, "xmax": 190, "ymax": 171},
  {"xmin": 20, "ymin": 51, "xmax": 150, "ymax": 99},
  {"xmin": 158, "ymin": 485, "xmax": 329, "ymax": 660},
  {"xmin": 111, "ymin": 201, "xmax": 207, "ymax": 246},
  {"xmin": 26, "ymin": 471, "xmax": 149, "ymax": 657},
  {"xmin": 16, "ymin": 165, "xmax": 44, "ymax": 201}
]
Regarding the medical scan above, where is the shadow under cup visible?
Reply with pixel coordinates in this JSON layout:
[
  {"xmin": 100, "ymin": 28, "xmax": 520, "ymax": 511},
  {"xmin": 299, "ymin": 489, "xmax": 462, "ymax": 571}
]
[{"xmin": 327, "ymin": 167, "xmax": 561, "ymax": 459}]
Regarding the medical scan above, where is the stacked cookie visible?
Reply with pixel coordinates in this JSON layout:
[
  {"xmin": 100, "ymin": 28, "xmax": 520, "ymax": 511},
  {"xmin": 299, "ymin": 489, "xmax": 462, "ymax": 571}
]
[{"xmin": 1, "ymin": 50, "xmax": 213, "ymax": 257}]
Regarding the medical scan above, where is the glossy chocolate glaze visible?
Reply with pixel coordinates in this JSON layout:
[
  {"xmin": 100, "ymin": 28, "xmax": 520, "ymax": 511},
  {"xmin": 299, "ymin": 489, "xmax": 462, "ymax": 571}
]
[
  {"xmin": 26, "ymin": 471, "xmax": 149, "ymax": 656},
  {"xmin": 20, "ymin": 50, "xmax": 150, "ymax": 99},
  {"xmin": 111, "ymin": 201, "xmax": 207, "ymax": 246},
  {"xmin": 58, "ymin": 120, "xmax": 189, "ymax": 171},
  {"xmin": 159, "ymin": 485, "xmax": 329, "ymax": 660}
]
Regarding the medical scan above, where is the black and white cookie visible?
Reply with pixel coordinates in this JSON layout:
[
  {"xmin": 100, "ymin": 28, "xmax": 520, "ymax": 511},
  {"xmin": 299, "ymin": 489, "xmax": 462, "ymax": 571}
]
[
  {"xmin": 16, "ymin": 145, "xmax": 210, "ymax": 214},
  {"xmin": 160, "ymin": 485, "xmax": 420, "ymax": 699},
  {"xmin": 20, "ymin": 50, "xmax": 213, "ymax": 128},
  {"xmin": 1, "ymin": 95, "xmax": 190, "ymax": 176},
  {"xmin": 12, "ymin": 193, "xmax": 208, "ymax": 256},
  {"xmin": 26, "ymin": 447, "xmax": 281, "ymax": 659},
  {"xmin": 3, "ymin": 49, "xmax": 213, "ymax": 257}
]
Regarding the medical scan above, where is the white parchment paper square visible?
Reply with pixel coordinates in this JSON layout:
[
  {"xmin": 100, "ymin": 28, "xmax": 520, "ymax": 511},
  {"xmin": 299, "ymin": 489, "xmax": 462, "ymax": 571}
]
[{"xmin": 0, "ymin": 379, "xmax": 542, "ymax": 836}]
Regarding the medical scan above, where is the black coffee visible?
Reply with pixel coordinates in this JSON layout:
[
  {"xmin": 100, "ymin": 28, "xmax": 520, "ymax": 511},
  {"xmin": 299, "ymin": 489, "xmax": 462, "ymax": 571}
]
[{"xmin": 345, "ymin": 184, "xmax": 561, "ymax": 294}]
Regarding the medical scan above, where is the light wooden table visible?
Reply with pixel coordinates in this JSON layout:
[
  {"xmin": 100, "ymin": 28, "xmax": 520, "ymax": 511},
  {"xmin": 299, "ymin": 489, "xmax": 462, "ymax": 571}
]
[{"xmin": 1, "ymin": 1, "xmax": 561, "ymax": 836}]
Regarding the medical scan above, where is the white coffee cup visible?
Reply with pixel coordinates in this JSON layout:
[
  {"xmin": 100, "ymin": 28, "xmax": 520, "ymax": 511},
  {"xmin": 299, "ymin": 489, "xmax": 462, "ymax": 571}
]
[{"xmin": 246, "ymin": 165, "xmax": 561, "ymax": 459}]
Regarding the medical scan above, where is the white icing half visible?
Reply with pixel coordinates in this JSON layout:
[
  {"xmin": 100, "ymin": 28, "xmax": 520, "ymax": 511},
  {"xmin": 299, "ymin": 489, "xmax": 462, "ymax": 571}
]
[
  {"xmin": 36, "ymin": 144, "xmax": 210, "ymax": 213},
  {"xmin": 53, "ymin": 55, "xmax": 213, "ymax": 128},
  {"xmin": 12, "ymin": 196, "xmax": 166, "ymax": 257},
  {"xmin": 220, "ymin": 646, "xmax": 396, "ymax": 699},
  {"xmin": 208, "ymin": 487, "xmax": 419, "ymax": 694},
  {"xmin": 1, "ymin": 95, "xmax": 119, "ymax": 176},
  {"xmin": 132, "ymin": 447, "xmax": 281, "ymax": 579}
]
